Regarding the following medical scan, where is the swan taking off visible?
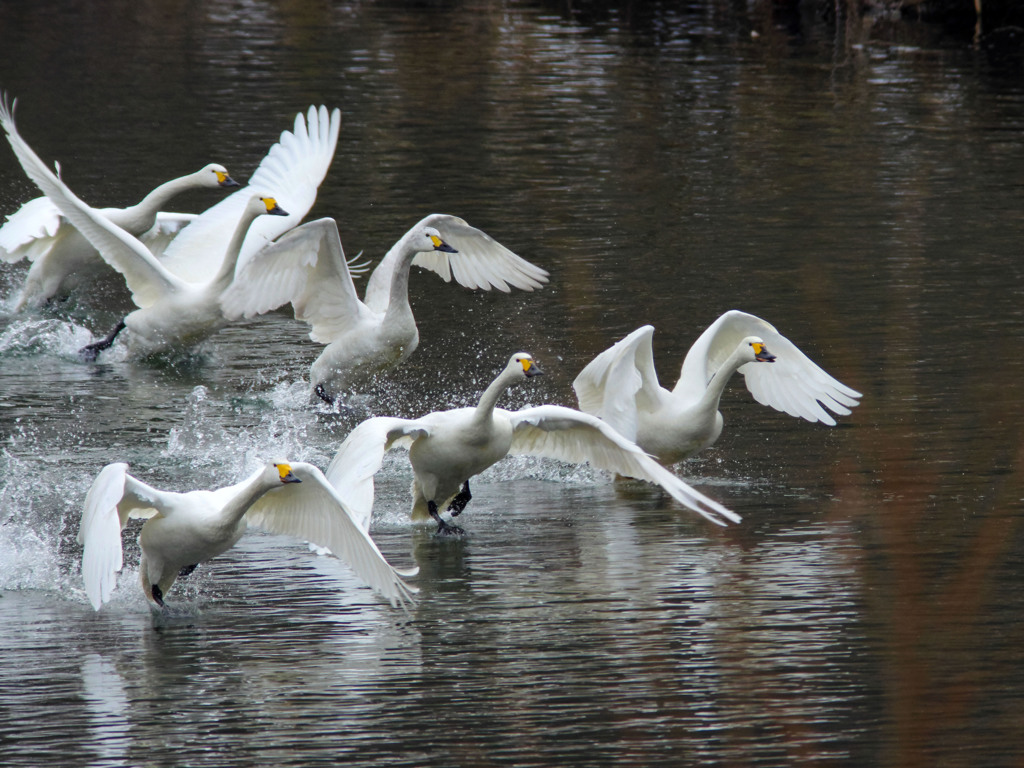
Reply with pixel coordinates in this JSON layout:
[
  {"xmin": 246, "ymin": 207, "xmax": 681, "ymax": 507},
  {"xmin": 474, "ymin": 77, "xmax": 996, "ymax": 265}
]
[
  {"xmin": 157, "ymin": 104, "xmax": 341, "ymax": 283},
  {"xmin": 78, "ymin": 460, "xmax": 419, "ymax": 611},
  {"xmin": 0, "ymin": 100, "xmax": 239, "ymax": 309},
  {"xmin": 572, "ymin": 311, "xmax": 862, "ymax": 465},
  {"xmin": 220, "ymin": 214, "xmax": 549, "ymax": 403},
  {"xmin": 325, "ymin": 353, "xmax": 738, "ymax": 536}
]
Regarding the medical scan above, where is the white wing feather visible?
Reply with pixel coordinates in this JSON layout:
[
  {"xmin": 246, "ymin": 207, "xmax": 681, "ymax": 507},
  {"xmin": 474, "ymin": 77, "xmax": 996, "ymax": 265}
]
[
  {"xmin": 244, "ymin": 462, "xmax": 418, "ymax": 608},
  {"xmin": 0, "ymin": 196, "xmax": 62, "ymax": 263},
  {"xmin": 77, "ymin": 463, "xmax": 163, "ymax": 610},
  {"xmin": 220, "ymin": 218, "xmax": 372, "ymax": 344},
  {"xmin": 409, "ymin": 214, "xmax": 548, "ymax": 293},
  {"xmin": 325, "ymin": 417, "xmax": 430, "ymax": 530},
  {"xmin": 682, "ymin": 311, "xmax": 861, "ymax": 424},
  {"xmin": 572, "ymin": 325, "xmax": 663, "ymax": 442},
  {"xmin": 507, "ymin": 405, "xmax": 739, "ymax": 526},
  {"xmin": 158, "ymin": 106, "xmax": 341, "ymax": 282}
]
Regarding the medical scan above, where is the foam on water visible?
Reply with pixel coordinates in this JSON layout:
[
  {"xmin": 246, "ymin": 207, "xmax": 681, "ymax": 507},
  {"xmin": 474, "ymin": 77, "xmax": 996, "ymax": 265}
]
[{"xmin": 0, "ymin": 316, "xmax": 98, "ymax": 359}]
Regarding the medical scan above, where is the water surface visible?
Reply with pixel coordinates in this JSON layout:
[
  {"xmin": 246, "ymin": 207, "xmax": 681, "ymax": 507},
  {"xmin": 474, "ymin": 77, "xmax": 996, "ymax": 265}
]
[{"xmin": 1, "ymin": 2, "xmax": 1023, "ymax": 766}]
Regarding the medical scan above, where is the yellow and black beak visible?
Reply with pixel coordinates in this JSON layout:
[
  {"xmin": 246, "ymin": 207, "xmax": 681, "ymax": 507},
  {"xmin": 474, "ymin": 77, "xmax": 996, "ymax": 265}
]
[
  {"xmin": 430, "ymin": 234, "xmax": 458, "ymax": 254},
  {"xmin": 753, "ymin": 342, "xmax": 776, "ymax": 363},
  {"xmin": 262, "ymin": 197, "xmax": 290, "ymax": 217},
  {"xmin": 276, "ymin": 463, "xmax": 302, "ymax": 484},
  {"xmin": 523, "ymin": 358, "xmax": 544, "ymax": 378},
  {"xmin": 216, "ymin": 170, "xmax": 241, "ymax": 188}
]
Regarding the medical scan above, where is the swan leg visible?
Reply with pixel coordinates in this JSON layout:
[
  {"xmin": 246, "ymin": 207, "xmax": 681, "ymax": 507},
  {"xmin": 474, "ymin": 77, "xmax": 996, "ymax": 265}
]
[
  {"xmin": 447, "ymin": 481, "xmax": 472, "ymax": 517},
  {"xmin": 151, "ymin": 583, "xmax": 166, "ymax": 607},
  {"xmin": 313, "ymin": 384, "xmax": 334, "ymax": 405},
  {"xmin": 79, "ymin": 319, "xmax": 126, "ymax": 361},
  {"xmin": 428, "ymin": 500, "xmax": 464, "ymax": 536},
  {"xmin": 178, "ymin": 564, "xmax": 199, "ymax": 578}
]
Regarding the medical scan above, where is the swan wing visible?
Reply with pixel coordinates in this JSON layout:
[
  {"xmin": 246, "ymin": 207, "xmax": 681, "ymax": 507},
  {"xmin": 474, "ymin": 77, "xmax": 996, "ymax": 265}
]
[
  {"xmin": 571, "ymin": 325, "xmax": 663, "ymax": 442},
  {"xmin": 221, "ymin": 217, "xmax": 371, "ymax": 344},
  {"xmin": 140, "ymin": 212, "xmax": 198, "ymax": 258},
  {"xmin": 506, "ymin": 405, "xmax": 740, "ymax": 526},
  {"xmin": 0, "ymin": 196, "xmax": 63, "ymax": 263},
  {"xmin": 410, "ymin": 214, "xmax": 549, "ymax": 292},
  {"xmin": 684, "ymin": 310, "xmax": 862, "ymax": 424},
  {"xmin": 77, "ymin": 463, "xmax": 163, "ymax": 610},
  {"xmin": 325, "ymin": 416, "xmax": 428, "ymax": 530},
  {"xmin": 159, "ymin": 106, "xmax": 340, "ymax": 282},
  {"xmin": 245, "ymin": 462, "xmax": 418, "ymax": 608},
  {"xmin": 0, "ymin": 96, "xmax": 186, "ymax": 306}
]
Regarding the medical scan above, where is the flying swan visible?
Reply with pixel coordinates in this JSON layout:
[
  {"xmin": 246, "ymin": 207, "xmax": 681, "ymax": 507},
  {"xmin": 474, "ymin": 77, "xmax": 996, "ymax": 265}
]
[
  {"xmin": 572, "ymin": 311, "xmax": 862, "ymax": 465},
  {"xmin": 220, "ymin": 214, "xmax": 549, "ymax": 403},
  {"xmin": 77, "ymin": 460, "xmax": 419, "ymax": 610},
  {"xmin": 325, "ymin": 352, "xmax": 739, "ymax": 536}
]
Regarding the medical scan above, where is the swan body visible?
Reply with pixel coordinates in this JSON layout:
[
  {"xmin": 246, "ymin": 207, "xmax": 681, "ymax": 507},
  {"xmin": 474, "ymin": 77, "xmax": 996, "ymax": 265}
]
[
  {"xmin": 78, "ymin": 460, "xmax": 418, "ymax": 610},
  {"xmin": 326, "ymin": 353, "xmax": 739, "ymax": 535},
  {"xmin": 221, "ymin": 214, "xmax": 549, "ymax": 402},
  {"xmin": 157, "ymin": 105, "xmax": 341, "ymax": 283},
  {"xmin": 572, "ymin": 312, "xmax": 862, "ymax": 465}
]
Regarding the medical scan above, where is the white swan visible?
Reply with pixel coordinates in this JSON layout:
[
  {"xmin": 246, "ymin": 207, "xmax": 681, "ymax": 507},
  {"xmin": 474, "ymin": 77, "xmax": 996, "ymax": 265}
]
[
  {"xmin": 572, "ymin": 311, "xmax": 862, "ymax": 465},
  {"xmin": 325, "ymin": 352, "xmax": 739, "ymax": 535},
  {"xmin": 220, "ymin": 214, "xmax": 549, "ymax": 402},
  {"xmin": 156, "ymin": 104, "xmax": 341, "ymax": 283},
  {"xmin": 0, "ymin": 160, "xmax": 239, "ymax": 309},
  {"xmin": 78, "ymin": 460, "xmax": 418, "ymax": 610}
]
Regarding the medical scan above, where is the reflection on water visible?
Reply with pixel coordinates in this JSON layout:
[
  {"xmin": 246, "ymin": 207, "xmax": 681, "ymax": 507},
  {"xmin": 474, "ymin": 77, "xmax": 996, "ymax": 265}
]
[{"xmin": 2, "ymin": 1, "xmax": 1024, "ymax": 767}]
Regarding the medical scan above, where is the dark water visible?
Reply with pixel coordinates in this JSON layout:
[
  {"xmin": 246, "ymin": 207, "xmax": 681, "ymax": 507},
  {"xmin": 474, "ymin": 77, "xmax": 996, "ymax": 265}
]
[{"xmin": 2, "ymin": 2, "xmax": 1024, "ymax": 766}]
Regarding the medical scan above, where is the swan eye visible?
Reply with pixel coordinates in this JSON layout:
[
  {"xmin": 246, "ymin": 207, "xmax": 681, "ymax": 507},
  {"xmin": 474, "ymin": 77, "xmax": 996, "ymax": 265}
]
[{"xmin": 275, "ymin": 463, "xmax": 293, "ymax": 480}]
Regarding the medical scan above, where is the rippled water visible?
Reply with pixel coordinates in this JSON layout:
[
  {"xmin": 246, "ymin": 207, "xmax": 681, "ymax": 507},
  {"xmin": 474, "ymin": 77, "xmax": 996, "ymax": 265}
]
[{"xmin": 2, "ymin": 2, "xmax": 1024, "ymax": 766}]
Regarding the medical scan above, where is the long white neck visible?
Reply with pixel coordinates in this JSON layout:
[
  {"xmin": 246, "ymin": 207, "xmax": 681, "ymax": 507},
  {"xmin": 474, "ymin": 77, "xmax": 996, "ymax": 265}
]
[
  {"xmin": 218, "ymin": 470, "xmax": 277, "ymax": 527},
  {"xmin": 123, "ymin": 173, "xmax": 201, "ymax": 221},
  {"xmin": 209, "ymin": 206, "xmax": 265, "ymax": 292},
  {"xmin": 363, "ymin": 232, "xmax": 420, "ymax": 316},
  {"xmin": 474, "ymin": 366, "xmax": 519, "ymax": 423},
  {"xmin": 687, "ymin": 345, "xmax": 750, "ymax": 416}
]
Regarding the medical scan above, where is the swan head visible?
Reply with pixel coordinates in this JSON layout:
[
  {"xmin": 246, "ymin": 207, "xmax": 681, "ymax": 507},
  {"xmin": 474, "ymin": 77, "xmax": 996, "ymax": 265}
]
[
  {"xmin": 508, "ymin": 352, "xmax": 544, "ymax": 379},
  {"xmin": 741, "ymin": 336, "xmax": 776, "ymax": 363},
  {"xmin": 422, "ymin": 226, "xmax": 458, "ymax": 254},
  {"xmin": 271, "ymin": 461, "xmax": 303, "ymax": 484},
  {"xmin": 249, "ymin": 195, "xmax": 290, "ymax": 218},
  {"xmin": 197, "ymin": 163, "xmax": 241, "ymax": 189}
]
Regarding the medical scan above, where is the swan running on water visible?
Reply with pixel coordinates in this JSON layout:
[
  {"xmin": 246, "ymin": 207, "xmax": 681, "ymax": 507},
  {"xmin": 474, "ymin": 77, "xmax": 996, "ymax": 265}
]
[
  {"xmin": 326, "ymin": 352, "xmax": 738, "ymax": 535},
  {"xmin": 572, "ymin": 311, "xmax": 862, "ymax": 465},
  {"xmin": 220, "ymin": 214, "xmax": 549, "ymax": 403},
  {"xmin": 78, "ymin": 460, "xmax": 418, "ymax": 611}
]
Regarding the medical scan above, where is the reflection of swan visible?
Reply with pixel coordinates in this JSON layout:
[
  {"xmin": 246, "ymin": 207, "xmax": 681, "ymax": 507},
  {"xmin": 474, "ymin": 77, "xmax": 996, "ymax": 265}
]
[
  {"xmin": 221, "ymin": 214, "xmax": 549, "ymax": 403},
  {"xmin": 78, "ymin": 460, "xmax": 418, "ymax": 610},
  {"xmin": 0, "ymin": 156, "xmax": 239, "ymax": 309},
  {"xmin": 157, "ymin": 105, "xmax": 341, "ymax": 283},
  {"xmin": 572, "ymin": 312, "xmax": 862, "ymax": 465},
  {"xmin": 326, "ymin": 353, "xmax": 738, "ymax": 535}
]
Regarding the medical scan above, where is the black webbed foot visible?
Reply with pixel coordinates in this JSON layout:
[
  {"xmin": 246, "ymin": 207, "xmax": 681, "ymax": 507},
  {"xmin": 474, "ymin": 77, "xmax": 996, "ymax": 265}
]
[
  {"xmin": 429, "ymin": 500, "xmax": 465, "ymax": 536},
  {"xmin": 447, "ymin": 480, "xmax": 472, "ymax": 517}
]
